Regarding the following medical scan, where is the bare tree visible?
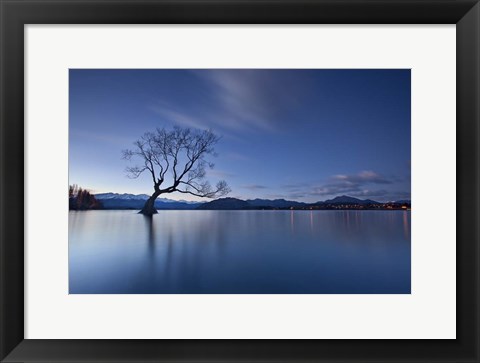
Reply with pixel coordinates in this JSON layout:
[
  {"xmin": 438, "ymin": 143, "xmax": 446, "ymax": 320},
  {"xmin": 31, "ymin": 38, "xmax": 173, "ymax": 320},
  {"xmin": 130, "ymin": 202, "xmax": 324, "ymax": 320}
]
[{"xmin": 122, "ymin": 126, "xmax": 231, "ymax": 215}]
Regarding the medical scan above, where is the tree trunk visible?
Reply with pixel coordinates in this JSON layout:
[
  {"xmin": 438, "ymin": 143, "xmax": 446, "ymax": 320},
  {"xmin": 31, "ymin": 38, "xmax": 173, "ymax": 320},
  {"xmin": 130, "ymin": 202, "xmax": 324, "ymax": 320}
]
[{"xmin": 140, "ymin": 191, "xmax": 160, "ymax": 216}]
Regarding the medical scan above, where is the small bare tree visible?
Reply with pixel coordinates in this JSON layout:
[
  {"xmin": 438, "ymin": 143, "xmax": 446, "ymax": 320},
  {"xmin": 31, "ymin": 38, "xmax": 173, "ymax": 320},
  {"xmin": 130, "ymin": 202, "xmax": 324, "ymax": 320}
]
[{"xmin": 122, "ymin": 126, "xmax": 231, "ymax": 215}]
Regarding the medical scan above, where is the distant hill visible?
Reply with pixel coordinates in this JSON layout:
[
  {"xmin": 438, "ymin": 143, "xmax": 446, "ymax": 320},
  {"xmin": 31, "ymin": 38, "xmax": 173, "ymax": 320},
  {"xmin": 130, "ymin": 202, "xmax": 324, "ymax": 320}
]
[
  {"xmin": 247, "ymin": 198, "xmax": 307, "ymax": 208},
  {"xmin": 196, "ymin": 198, "xmax": 250, "ymax": 210},
  {"xmin": 199, "ymin": 196, "xmax": 388, "ymax": 210},
  {"xmin": 394, "ymin": 199, "xmax": 411, "ymax": 204},
  {"xmin": 323, "ymin": 195, "xmax": 381, "ymax": 205},
  {"xmin": 95, "ymin": 193, "xmax": 203, "ymax": 210},
  {"xmin": 95, "ymin": 192, "xmax": 150, "ymax": 200}
]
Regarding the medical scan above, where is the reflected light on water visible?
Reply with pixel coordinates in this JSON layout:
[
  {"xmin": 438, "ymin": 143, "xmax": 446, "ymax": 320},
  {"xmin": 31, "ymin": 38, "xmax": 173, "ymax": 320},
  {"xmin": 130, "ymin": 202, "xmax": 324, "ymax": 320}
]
[
  {"xmin": 403, "ymin": 211, "xmax": 410, "ymax": 241},
  {"xmin": 310, "ymin": 211, "xmax": 313, "ymax": 233},
  {"xmin": 290, "ymin": 210, "xmax": 295, "ymax": 234}
]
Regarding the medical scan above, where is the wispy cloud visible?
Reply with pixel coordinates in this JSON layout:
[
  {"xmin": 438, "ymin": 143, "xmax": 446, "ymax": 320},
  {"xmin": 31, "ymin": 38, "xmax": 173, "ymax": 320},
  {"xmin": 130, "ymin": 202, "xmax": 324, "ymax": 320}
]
[
  {"xmin": 207, "ymin": 169, "xmax": 236, "ymax": 179},
  {"xmin": 190, "ymin": 70, "xmax": 300, "ymax": 134},
  {"xmin": 331, "ymin": 170, "xmax": 393, "ymax": 185},
  {"xmin": 264, "ymin": 193, "xmax": 286, "ymax": 199},
  {"xmin": 242, "ymin": 184, "xmax": 268, "ymax": 191},
  {"xmin": 149, "ymin": 70, "xmax": 307, "ymax": 136},
  {"xmin": 70, "ymin": 129, "xmax": 132, "ymax": 146},
  {"xmin": 199, "ymin": 70, "xmax": 275, "ymax": 132},
  {"xmin": 281, "ymin": 182, "xmax": 311, "ymax": 193},
  {"xmin": 149, "ymin": 105, "xmax": 208, "ymax": 130},
  {"xmin": 275, "ymin": 170, "xmax": 410, "ymax": 202},
  {"xmin": 287, "ymin": 192, "xmax": 307, "ymax": 199},
  {"xmin": 311, "ymin": 171, "xmax": 392, "ymax": 198}
]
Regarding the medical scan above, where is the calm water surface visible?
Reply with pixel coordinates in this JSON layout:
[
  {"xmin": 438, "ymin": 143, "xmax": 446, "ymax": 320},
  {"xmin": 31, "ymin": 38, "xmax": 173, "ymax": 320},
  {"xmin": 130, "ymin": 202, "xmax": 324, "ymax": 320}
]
[{"xmin": 69, "ymin": 210, "xmax": 410, "ymax": 294}]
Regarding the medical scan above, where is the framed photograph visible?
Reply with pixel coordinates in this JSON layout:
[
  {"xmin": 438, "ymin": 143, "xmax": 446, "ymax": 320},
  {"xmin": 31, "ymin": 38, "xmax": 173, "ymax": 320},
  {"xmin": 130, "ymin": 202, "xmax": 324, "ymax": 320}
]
[
  {"xmin": 67, "ymin": 68, "xmax": 412, "ymax": 295},
  {"xmin": 1, "ymin": 0, "xmax": 478, "ymax": 362}
]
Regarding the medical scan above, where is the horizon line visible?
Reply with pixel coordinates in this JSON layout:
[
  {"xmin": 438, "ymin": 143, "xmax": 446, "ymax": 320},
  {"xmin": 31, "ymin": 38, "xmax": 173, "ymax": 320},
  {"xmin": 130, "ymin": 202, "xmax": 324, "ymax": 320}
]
[{"xmin": 91, "ymin": 191, "xmax": 411, "ymax": 204}]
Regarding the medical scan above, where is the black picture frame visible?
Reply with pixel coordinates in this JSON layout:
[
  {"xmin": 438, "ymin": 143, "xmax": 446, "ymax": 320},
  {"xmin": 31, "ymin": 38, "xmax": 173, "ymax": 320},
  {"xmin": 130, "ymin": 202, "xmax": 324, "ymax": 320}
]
[{"xmin": 1, "ymin": 0, "xmax": 479, "ymax": 362}]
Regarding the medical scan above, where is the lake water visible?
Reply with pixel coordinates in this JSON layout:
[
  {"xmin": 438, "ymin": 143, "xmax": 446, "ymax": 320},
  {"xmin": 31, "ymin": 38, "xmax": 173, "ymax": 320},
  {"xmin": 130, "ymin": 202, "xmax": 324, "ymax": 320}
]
[{"xmin": 69, "ymin": 210, "xmax": 410, "ymax": 294}]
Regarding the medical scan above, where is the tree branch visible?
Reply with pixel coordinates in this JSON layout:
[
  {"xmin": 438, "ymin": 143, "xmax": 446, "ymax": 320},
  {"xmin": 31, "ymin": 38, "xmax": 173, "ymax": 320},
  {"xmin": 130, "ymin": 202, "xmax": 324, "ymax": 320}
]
[{"xmin": 122, "ymin": 127, "xmax": 230, "ymax": 199}]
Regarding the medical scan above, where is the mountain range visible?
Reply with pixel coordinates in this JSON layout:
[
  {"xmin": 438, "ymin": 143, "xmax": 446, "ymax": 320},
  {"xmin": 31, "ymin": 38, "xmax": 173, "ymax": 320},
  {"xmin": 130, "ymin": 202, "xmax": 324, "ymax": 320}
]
[
  {"xmin": 94, "ymin": 193, "xmax": 410, "ymax": 210},
  {"xmin": 95, "ymin": 193, "xmax": 202, "ymax": 210},
  {"xmin": 324, "ymin": 195, "xmax": 381, "ymax": 205}
]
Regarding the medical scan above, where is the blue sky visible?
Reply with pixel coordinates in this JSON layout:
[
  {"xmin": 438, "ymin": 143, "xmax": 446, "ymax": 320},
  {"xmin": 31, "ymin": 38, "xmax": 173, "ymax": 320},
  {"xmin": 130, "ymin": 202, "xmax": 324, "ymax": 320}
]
[{"xmin": 69, "ymin": 69, "xmax": 411, "ymax": 202}]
